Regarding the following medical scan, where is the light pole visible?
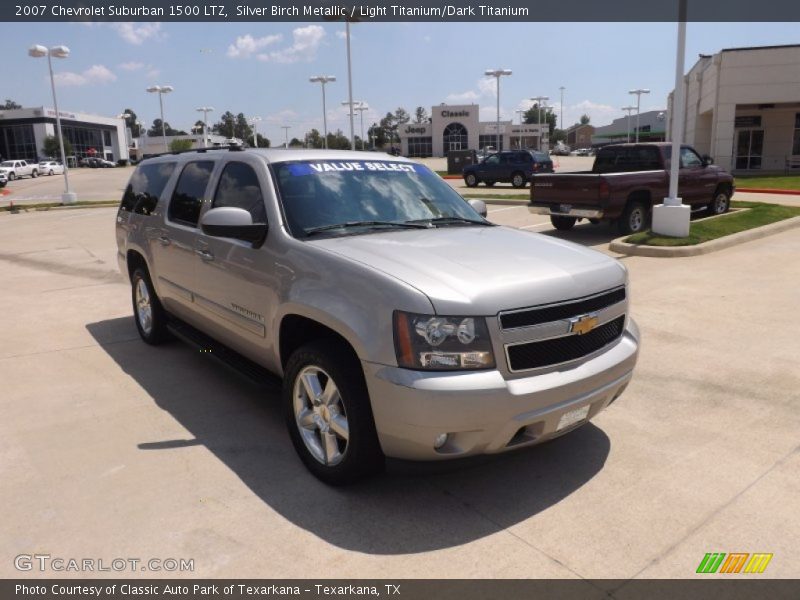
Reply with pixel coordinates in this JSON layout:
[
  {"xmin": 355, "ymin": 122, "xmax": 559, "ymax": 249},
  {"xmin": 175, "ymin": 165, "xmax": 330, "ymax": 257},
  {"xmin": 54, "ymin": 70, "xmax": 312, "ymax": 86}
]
[
  {"xmin": 628, "ymin": 88, "xmax": 650, "ymax": 142},
  {"xmin": 345, "ymin": 21, "xmax": 355, "ymax": 149},
  {"xmin": 136, "ymin": 120, "xmax": 146, "ymax": 158},
  {"xmin": 485, "ymin": 69, "xmax": 512, "ymax": 151},
  {"xmin": 541, "ymin": 105, "xmax": 553, "ymax": 150},
  {"xmin": 28, "ymin": 44, "xmax": 75, "ymax": 204},
  {"xmin": 249, "ymin": 116, "xmax": 262, "ymax": 148},
  {"xmin": 195, "ymin": 106, "xmax": 214, "ymax": 148},
  {"xmin": 622, "ymin": 105, "xmax": 637, "ymax": 143},
  {"xmin": 559, "ymin": 86, "xmax": 565, "ymax": 131},
  {"xmin": 281, "ymin": 126, "xmax": 291, "ymax": 148},
  {"xmin": 309, "ymin": 75, "xmax": 336, "ymax": 149},
  {"xmin": 530, "ymin": 96, "xmax": 549, "ymax": 150},
  {"xmin": 146, "ymin": 85, "xmax": 174, "ymax": 153},
  {"xmin": 342, "ymin": 101, "xmax": 368, "ymax": 150},
  {"xmin": 515, "ymin": 109, "xmax": 525, "ymax": 149}
]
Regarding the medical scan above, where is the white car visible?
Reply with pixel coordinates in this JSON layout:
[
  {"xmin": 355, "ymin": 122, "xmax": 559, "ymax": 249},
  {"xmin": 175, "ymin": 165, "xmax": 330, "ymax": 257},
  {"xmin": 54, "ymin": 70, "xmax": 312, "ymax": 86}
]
[
  {"xmin": 0, "ymin": 160, "xmax": 38, "ymax": 180},
  {"xmin": 0, "ymin": 172, "xmax": 7, "ymax": 187},
  {"xmin": 38, "ymin": 161, "xmax": 65, "ymax": 176}
]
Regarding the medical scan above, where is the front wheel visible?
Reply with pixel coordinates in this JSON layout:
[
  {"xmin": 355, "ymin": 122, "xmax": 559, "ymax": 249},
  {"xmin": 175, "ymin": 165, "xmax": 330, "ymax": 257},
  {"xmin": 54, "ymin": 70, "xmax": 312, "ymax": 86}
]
[
  {"xmin": 48, "ymin": 170, "xmax": 54, "ymax": 176},
  {"xmin": 707, "ymin": 189, "xmax": 730, "ymax": 216},
  {"xmin": 464, "ymin": 173, "xmax": 478, "ymax": 188},
  {"xmin": 31, "ymin": 170, "xmax": 38, "ymax": 178},
  {"xmin": 551, "ymin": 215, "xmax": 577, "ymax": 231},
  {"xmin": 284, "ymin": 340, "xmax": 384, "ymax": 485},
  {"xmin": 8, "ymin": 173, "xmax": 15, "ymax": 181},
  {"xmin": 131, "ymin": 267, "xmax": 170, "ymax": 345},
  {"xmin": 511, "ymin": 172, "xmax": 526, "ymax": 188}
]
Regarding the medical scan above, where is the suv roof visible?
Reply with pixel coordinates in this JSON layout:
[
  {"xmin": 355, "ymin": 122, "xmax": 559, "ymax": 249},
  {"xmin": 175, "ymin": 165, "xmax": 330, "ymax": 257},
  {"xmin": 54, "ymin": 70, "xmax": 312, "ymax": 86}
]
[{"xmin": 138, "ymin": 147, "xmax": 414, "ymax": 166}]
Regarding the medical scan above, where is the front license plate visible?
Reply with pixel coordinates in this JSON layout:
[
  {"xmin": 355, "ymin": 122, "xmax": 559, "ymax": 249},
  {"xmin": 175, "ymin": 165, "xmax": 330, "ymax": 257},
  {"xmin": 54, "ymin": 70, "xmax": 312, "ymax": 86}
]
[
  {"xmin": 558, "ymin": 203, "xmax": 572, "ymax": 213},
  {"xmin": 556, "ymin": 405, "xmax": 590, "ymax": 431}
]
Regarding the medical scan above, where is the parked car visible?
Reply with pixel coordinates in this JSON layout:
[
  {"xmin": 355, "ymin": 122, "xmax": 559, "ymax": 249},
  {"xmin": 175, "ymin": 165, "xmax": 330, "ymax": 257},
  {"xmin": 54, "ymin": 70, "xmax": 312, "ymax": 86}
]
[
  {"xmin": 117, "ymin": 148, "xmax": 639, "ymax": 484},
  {"xmin": 80, "ymin": 157, "xmax": 116, "ymax": 168},
  {"xmin": 0, "ymin": 172, "xmax": 7, "ymax": 187},
  {"xmin": 529, "ymin": 143, "xmax": 734, "ymax": 234},
  {"xmin": 463, "ymin": 150, "xmax": 554, "ymax": 188},
  {"xmin": 38, "ymin": 160, "xmax": 65, "ymax": 176},
  {"xmin": 550, "ymin": 143, "xmax": 570, "ymax": 156},
  {"xmin": 0, "ymin": 160, "xmax": 38, "ymax": 180}
]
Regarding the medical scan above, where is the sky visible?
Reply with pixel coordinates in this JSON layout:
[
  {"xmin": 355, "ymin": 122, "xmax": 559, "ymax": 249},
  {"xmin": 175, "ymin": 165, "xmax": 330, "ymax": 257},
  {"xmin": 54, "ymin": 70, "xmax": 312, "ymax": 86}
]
[{"xmin": 2, "ymin": 21, "xmax": 798, "ymax": 144}]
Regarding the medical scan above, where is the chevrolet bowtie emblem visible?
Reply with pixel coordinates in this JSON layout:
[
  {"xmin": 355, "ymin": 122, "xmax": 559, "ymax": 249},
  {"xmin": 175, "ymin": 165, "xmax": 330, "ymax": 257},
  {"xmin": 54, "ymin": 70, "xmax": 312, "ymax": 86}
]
[{"xmin": 570, "ymin": 314, "xmax": 599, "ymax": 335}]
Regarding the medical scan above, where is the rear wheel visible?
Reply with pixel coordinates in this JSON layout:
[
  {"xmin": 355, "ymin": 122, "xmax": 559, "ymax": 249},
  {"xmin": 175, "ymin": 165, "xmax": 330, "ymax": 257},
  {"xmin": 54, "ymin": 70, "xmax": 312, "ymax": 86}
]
[
  {"xmin": 707, "ymin": 189, "xmax": 730, "ymax": 216},
  {"xmin": 464, "ymin": 173, "xmax": 478, "ymax": 188},
  {"xmin": 551, "ymin": 215, "xmax": 577, "ymax": 231},
  {"xmin": 131, "ymin": 267, "xmax": 170, "ymax": 345},
  {"xmin": 48, "ymin": 170, "xmax": 54, "ymax": 176},
  {"xmin": 284, "ymin": 340, "xmax": 384, "ymax": 485},
  {"xmin": 511, "ymin": 172, "xmax": 526, "ymax": 188},
  {"xmin": 31, "ymin": 170, "xmax": 38, "ymax": 178},
  {"xmin": 618, "ymin": 201, "xmax": 648, "ymax": 234}
]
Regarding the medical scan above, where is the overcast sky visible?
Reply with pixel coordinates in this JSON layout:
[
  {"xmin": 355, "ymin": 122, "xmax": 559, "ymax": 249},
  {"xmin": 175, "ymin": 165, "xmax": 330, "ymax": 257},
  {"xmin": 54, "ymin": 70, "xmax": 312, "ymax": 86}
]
[{"xmin": 3, "ymin": 21, "xmax": 798, "ymax": 143}]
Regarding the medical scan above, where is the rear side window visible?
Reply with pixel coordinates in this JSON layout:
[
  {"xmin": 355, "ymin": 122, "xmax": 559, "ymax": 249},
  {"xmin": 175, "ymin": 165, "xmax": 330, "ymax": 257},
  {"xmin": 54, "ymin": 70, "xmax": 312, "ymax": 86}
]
[
  {"xmin": 594, "ymin": 147, "xmax": 661, "ymax": 173},
  {"xmin": 212, "ymin": 162, "xmax": 267, "ymax": 224},
  {"xmin": 168, "ymin": 161, "xmax": 214, "ymax": 226},
  {"xmin": 120, "ymin": 162, "xmax": 176, "ymax": 215}
]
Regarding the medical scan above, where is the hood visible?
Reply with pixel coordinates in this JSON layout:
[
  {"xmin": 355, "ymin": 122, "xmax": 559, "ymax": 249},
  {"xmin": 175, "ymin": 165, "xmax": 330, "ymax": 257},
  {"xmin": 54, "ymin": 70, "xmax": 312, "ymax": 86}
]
[{"xmin": 310, "ymin": 226, "xmax": 626, "ymax": 315}]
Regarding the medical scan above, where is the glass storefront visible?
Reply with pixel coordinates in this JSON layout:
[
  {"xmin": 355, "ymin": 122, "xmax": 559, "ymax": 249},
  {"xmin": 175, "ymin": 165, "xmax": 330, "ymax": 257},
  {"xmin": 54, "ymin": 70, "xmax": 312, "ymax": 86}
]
[
  {"xmin": 443, "ymin": 123, "xmax": 468, "ymax": 153},
  {"xmin": 0, "ymin": 124, "xmax": 37, "ymax": 161},
  {"xmin": 406, "ymin": 137, "xmax": 432, "ymax": 158}
]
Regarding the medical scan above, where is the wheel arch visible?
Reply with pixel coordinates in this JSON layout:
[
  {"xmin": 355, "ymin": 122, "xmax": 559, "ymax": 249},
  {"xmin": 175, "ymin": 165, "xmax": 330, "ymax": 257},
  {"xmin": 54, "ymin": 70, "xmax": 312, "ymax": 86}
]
[{"xmin": 279, "ymin": 313, "xmax": 361, "ymax": 373}]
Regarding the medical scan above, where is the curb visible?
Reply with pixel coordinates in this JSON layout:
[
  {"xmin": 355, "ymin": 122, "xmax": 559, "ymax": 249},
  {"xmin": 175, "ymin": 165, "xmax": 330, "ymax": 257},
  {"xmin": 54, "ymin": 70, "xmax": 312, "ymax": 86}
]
[
  {"xmin": 474, "ymin": 198, "xmax": 529, "ymax": 207},
  {"xmin": 0, "ymin": 202, "xmax": 118, "ymax": 215},
  {"xmin": 609, "ymin": 215, "xmax": 800, "ymax": 257},
  {"xmin": 737, "ymin": 187, "xmax": 800, "ymax": 195}
]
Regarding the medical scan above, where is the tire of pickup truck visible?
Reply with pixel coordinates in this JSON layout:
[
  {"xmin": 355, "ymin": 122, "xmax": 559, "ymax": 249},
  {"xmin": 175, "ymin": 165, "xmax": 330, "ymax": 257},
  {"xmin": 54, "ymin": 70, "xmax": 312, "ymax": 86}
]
[
  {"xmin": 31, "ymin": 170, "xmax": 38, "ymax": 178},
  {"xmin": 511, "ymin": 172, "xmax": 526, "ymax": 188},
  {"xmin": 618, "ymin": 201, "xmax": 648, "ymax": 234},
  {"xmin": 465, "ymin": 173, "xmax": 478, "ymax": 187},
  {"xmin": 707, "ymin": 189, "xmax": 730, "ymax": 216},
  {"xmin": 551, "ymin": 215, "xmax": 577, "ymax": 230},
  {"xmin": 7, "ymin": 173, "xmax": 15, "ymax": 181},
  {"xmin": 284, "ymin": 340, "xmax": 384, "ymax": 485},
  {"xmin": 131, "ymin": 267, "xmax": 170, "ymax": 345}
]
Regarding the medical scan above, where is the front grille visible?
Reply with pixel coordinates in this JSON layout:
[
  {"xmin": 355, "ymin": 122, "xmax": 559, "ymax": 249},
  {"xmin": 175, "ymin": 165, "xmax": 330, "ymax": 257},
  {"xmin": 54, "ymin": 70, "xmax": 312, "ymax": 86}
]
[
  {"xmin": 500, "ymin": 287, "xmax": 626, "ymax": 330},
  {"xmin": 506, "ymin": 315, "xmax": 625, "ymax": 372}
]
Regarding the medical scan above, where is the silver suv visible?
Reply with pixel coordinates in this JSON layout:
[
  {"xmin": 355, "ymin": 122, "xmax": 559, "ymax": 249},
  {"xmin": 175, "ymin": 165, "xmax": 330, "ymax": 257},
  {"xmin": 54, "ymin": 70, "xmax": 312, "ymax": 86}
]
[{"xmin": 116, "ymin": 148, "xmax": 639, "ymax": 484}]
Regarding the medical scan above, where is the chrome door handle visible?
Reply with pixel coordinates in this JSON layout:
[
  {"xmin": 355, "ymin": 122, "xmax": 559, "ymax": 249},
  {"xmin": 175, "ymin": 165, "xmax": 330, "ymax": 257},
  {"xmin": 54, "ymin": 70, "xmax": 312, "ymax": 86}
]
[
  {"xmin": 195, "ymin": 249, "xmax": 214, "ymax": 261},
  {"xmin": 158, "ymin": 236, "xmax": 171, "ymax": 246}
]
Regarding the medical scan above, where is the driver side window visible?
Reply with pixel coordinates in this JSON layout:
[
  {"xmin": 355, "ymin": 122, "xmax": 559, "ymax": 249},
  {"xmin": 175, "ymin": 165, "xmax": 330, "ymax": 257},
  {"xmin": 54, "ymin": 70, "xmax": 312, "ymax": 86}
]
[
  {"xmin": 485, "ymin": 154, "xmax": 500, "ymax": 165},
  {"xmin": 680, "ymin": 147, "xmax": 703, "ymax": 168},
  {"xmin": 212, "ymin": 162, "xmax": 267, "ymax": 224}
]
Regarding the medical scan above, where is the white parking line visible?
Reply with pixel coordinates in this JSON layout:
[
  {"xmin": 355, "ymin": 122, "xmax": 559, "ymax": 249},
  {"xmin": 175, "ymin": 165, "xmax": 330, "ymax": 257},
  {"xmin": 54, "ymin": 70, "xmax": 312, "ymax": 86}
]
[{"xmin": 519, "ymin": 222, "xmax": 551, "ymax": 230}]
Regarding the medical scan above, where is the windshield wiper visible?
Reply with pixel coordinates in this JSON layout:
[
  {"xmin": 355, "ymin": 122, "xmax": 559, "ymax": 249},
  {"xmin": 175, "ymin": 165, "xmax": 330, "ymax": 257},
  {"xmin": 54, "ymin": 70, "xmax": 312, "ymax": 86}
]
[
  {"xmin": 406, "ymin": 216, "xmax": 492, "ymax": 227},
  {"xmin": 304, "ymin": 220, "xmax": 430, "ymax": 235}
]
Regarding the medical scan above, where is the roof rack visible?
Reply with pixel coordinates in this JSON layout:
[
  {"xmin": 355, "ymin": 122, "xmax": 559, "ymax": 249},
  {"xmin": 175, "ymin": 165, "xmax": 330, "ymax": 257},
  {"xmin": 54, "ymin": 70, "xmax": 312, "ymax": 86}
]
[{"xmin": 141, "ymin": 144, "xmax": 246, "ymax": 160}]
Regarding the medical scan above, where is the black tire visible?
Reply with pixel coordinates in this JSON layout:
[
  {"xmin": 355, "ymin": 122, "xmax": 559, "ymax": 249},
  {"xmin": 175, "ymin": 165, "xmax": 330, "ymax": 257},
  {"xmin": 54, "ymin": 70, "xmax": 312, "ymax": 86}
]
[
  {"xmin": 48, "ymin": 170, "xmax": 54, "ymax": 176},
  {"xmin": 8, "ymin": 173, "xmax": 15, "ymax": 181},
  {"xmin": 130, "ymin": 267, "xmax": 170, "ymax": 345},
  {"xmin": 707, "ymin": 188, "xmax": 730, "ymax": 216},
  {"xmin": 618, "ymin": 200, "xmax": 649, "ymax": 234},
  {"xmin": 284, "ymin": 340, "xmax": 384, "ymax": 485},
  {"xmin": 551, "ymin": 215, "xmax": 577, "ymax": 231},
  {"xmin": 464, "ymin": 173, "xmax": 478, "ymax": 188},
  {"xmin": 484, "ymin": 180, "xmax": 495, "ymax": 187},
  {"xmin": 31, "ymin": 170, "xmax": 38, "ymax": 178},
  {"xmin": 511, "ymin": 171, "xmax": 527, "ymax": 188}
]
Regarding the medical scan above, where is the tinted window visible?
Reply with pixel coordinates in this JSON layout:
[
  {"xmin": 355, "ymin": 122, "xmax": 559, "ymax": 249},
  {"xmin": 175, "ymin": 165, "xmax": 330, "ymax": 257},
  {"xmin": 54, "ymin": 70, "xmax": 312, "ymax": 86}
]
[
  {"xmin": 119, "ymin": 162, "xmax": 177, "ymax": 215},
  {"xmin": 680, "ymin": 147, "xmax": 703, "ymax": 168},
  {"xmin": 168, "ymin": 161, "xmax": 214, "ymax": 226},
  {"xmin": 484, "ymin": 154, "xmax": 500, "ymax": 165},
  {"xmin": 212, "ymin": 162, "xmax": 267, "ymax": 224},
  {"xmin": 531, "ymin": 152, "xmax": 549, "ymax": 161},
  {"xmin": 593, "ymin": 147, "xmax": 660, "ymax": 173}
]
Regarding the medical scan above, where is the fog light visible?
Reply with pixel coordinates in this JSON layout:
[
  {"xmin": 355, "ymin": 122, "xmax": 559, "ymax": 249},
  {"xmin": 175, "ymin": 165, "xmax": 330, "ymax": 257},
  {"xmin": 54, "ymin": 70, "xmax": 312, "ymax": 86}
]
[{"xmin": 433, "ymin": 433, "xmax": 448, "ymax": 449}]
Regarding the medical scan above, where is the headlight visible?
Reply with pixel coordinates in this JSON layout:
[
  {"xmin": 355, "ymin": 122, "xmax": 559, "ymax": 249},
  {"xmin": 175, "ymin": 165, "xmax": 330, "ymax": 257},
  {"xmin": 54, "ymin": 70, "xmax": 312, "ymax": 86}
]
[{"xmin": 393, "ymin": 311, "xmax": 495, "ymax": 370}]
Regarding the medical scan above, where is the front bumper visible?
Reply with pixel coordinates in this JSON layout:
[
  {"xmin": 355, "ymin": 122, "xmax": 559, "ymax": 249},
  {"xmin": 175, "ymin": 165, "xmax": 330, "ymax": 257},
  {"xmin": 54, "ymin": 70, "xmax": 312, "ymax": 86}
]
[
  {"xmin": 363, "ymin": 319, "xmax": 639, "ymax": 460},
  {"xmin": 529, "ymin": 204, "xmax": 604, "ymax": 219}
]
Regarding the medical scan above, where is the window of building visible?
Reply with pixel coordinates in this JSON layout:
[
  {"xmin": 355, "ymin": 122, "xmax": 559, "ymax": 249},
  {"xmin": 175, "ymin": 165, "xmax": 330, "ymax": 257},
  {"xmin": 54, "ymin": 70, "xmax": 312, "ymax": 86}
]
[
  {"xmin": 478, "ymin": 135, "xmax": 499, "ymax": 150},
  {"xmin": 168, "ymin": 161, "xmax": 214, "ymax": 226},
  {"xmin": 793, "ymin": 113, "xmax": 800, "ymax": 156},
  {"xmin": 406, "ymin": 137, "xmax": 432, "ymax": 158},
  {"xmin": 443, "ymin": 123, "xmax": 468, "ymax": 153},
  {"xmin": 0, "ymin": 124, "xmax": 37, "ymax": 160},
  {"xmin": 212, "ymin": 162, "xmax": 266, "ymax": 224},
  {"xmin": 120, "ymin": 162, "xmax": 177, "ymax": 215},
  {"xmin": 61, "ymin": 125, "xmax": 105, "ymax": 158},
  {"xmin": 103, "ymin": 130, "xmax": 112, "ymax": 146}
]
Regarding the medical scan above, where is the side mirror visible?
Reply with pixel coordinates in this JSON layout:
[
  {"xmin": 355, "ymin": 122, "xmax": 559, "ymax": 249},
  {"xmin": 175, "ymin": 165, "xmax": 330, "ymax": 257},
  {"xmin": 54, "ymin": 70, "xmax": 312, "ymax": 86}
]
[
  {"xmin": 468, "ymin": 199, "xmax": 488, "ymax": 218},
  {"xmin": 201, "ymin": 207, "xmax": 267, "ymax": 244},
  {"xmin": 702, "ymin": 154, "xmax": 714, "ymax": 166}
]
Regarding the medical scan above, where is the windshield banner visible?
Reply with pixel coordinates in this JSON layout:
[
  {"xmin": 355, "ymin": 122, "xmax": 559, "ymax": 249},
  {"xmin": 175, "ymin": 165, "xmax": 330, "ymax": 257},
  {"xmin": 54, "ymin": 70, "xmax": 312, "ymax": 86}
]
[{"xmin": 286, "ymin": 161, "xmax": 428, "ymax": 176}]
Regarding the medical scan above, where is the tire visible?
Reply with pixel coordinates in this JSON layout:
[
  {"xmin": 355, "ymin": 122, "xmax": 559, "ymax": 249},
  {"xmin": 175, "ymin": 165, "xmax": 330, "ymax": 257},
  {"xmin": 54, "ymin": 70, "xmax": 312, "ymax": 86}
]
[
  {"xmin": 130, "ymin": 267, "xmax": 170, "ymax": 345},
  {"xmin": 48, "ymin": 170, "xmax": 54, "ymax": 176},
  {"xmin": 8, "ymin": 173, "xmax": 15, "ymax": 181},
  {"xmin": 511, "ymin": 172, "xmax": 526, "ymax": 188},
  {"xmin": 551, "ymin": 215, "xmax": 577, "ymax": 231},
  {"xmin": 484, "ymin": 180, "xmax": 495, "ymax": 187},
  {"xmin": 464, "ymin": 173, "xmax": 478, "ymax": 188},
  {"xmin": 284, "ymin": 340, "xmax": 384, "ymax": 485},
  {"xmin": 707, "ymin": 188, "xmax": 730, "ymax": 216},
  {"xmin": 618, "ymin": 200, "xmax": 649, "ymax": 234},
  {"xmin": 31, "ymin": 170, "xmax": 38, "ymax": 178}
]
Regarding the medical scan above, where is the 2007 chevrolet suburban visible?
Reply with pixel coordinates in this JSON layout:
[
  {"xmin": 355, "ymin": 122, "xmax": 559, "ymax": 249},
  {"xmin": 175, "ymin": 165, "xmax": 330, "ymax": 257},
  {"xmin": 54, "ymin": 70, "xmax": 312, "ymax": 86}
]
[{"xmin": 116, "ymin": 148, "xmax": 640, "ymax": 484}]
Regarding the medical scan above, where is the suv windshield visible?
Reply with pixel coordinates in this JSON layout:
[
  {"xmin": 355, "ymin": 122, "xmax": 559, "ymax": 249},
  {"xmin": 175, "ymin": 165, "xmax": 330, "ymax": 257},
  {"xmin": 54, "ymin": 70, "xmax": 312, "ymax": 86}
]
[{"xmin": 272, "ymin": 159, "xmax": 486, "ymax": 237}]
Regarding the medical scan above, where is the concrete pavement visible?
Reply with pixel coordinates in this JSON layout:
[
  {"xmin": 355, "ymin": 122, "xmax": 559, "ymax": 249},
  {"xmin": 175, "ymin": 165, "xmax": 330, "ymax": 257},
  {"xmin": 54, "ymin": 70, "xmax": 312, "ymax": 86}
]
[{"xmin": 0, "ymin": 206, "xmax": 797, "ymax": 582}]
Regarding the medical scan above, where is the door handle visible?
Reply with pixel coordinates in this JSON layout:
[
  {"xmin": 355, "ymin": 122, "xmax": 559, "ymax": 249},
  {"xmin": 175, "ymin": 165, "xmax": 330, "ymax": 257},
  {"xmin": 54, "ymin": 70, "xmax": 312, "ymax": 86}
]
[
  {"xmin": 195, "ymin": 248, "xmax": 214, "ymax": 261},
  {"xmin": 158, "ymin": 236, "xmax": 171, "ymax": 246}
]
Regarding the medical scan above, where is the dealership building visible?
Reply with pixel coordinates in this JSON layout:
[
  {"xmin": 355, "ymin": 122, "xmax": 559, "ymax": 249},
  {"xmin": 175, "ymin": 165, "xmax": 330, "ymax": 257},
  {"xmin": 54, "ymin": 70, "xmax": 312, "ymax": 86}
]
[
  {"xmin": 592, "ymin": 110, "xmax": 668, "ymax": 146},
  {"xmin": 398, "ymin": 104, "xmax": 548, "ymax": 157},
  {"xmin": 668, "ymin": 44, "xmax": 800, "ymax": 173},
  {"xmin": 0, "ymin": 106, "xmax": 129, "ymax": 164}
]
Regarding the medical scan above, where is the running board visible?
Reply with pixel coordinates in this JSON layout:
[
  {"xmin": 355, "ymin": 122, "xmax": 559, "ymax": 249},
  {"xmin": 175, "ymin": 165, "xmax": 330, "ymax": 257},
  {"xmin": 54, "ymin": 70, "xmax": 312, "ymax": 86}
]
[{"xmin": 167, "ymin": 318, "xmax": 282, "ymax": 390}]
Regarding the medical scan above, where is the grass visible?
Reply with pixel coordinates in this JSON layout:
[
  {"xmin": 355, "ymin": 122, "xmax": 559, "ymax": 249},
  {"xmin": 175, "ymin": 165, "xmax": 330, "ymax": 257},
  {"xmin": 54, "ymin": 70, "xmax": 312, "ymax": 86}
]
[
  {"xmin": 625, "ymin": 201, "xmax": 800, "ymax": 246},
  {"xmin": 0, "ymin": 200, "xmax": 118, "ymax": 212},
  {"xmin": 734, "ymin": 174, "xmax": 800, "ymax": 190}
]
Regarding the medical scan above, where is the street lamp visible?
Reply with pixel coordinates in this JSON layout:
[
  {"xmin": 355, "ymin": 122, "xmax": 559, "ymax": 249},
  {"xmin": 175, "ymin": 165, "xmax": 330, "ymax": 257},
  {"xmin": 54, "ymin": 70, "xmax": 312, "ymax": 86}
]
[
  {"xmin": 485, "ymin": 69, "xmax": 512, "ymax": 152},
  {"xmin": 195, "ymin": 106, "xmax": 214, "ymax": 148},
  {"xmin": 622, "ymin": 105, "xmax": 637, "ymax": 143},
  {"xmin": 541, "ymin": 105, "xmax": 553, "ymax": 150},
  {"xmin": 281, "ymin": 126, "xmax": 291, "ymax": 148},
  {"xmin": 343, "ymin": 101, "xmax": 368, "ymax": 150},
  {"xmin": 146, "ymin": 84, "xmax": 174, "ymax": 153},
  {"xmin": 28, "ymin": 44, "xmax": 76, "ymax": 204},
  {"xmin": 249, "ymin": 116, "xmax": 262, "ymax": 148},
  {"xmin": 515, "ymin": 109, "xmax": 525, "ymax": 149},
  {"xmin": 309, "ymin": 75, "xmax": 336, "ymax": 149},
  {"xmin": 628, "ymin": 88, "xmax": 650, "ymax": 142},
  {"xmin": 559, "ymin": 86, "xmax": 565, "ymax": 131},
  {"xmin": 530, "ymin": 96, "xmax": 549, "ymax": 150}
]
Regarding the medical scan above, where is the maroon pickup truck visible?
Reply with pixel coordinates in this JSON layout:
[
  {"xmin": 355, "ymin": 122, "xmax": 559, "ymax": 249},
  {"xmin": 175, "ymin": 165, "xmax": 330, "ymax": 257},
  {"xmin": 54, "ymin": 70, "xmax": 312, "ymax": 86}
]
[{"xmin": 529, "ymin": 143, "xmax": 735, "ymax": 234}]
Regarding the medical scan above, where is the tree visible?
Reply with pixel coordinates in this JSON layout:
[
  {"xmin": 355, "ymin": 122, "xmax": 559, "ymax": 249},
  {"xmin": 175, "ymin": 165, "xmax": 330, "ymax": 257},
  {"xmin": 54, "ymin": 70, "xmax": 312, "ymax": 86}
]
[
  {"xmin": 1, "ymin": 99, "xmax": 22, "ymax": 110},
  {"xmin": 305, "ymin": 128, "xmax": 324, "ymax": 148},
  {"xmin": 580, "ymin": 114, "xmax": 591, "ymax": 125},
  {"xmin": 254, "ymin": 133, "xmax": 270, "ymax": 148},
  {"xmin": 148, "ymin": 119, "xmax": 186, "ymax": 136},
  {"xmin": 414, "ymin": 106, "xmax": 429, "ymax": 124},
  {"xmin": 41, "ymin": 135, "xmax": 72, "ymax": 158},
  {"xmin": 326, "ymin": 130, "xmax": 351, "ymax": 150},
  {"xmin": 212, "ymin": 111, "xmax": 236, "ymax": 138},
  {"xmin": 523, "ymin": 104, "xmax": 558, "ymax": 135},
  {"xmin": 169, "ymin": 139, "xmax": 194, "ymax": 152},
  {"xmin": 393, "ymin": 107, "xmax": 411, "ymax": 126},
  {"xmin": 368, "ymin": 123, "xmax": 388, "ymax": 148},
  {"xmin": 121, "ymin": 109, "xmax": 141, "ymax": 137},
  {"xmin": 234, "ymin": 113, "xmax": 253, "ymax": 141}
]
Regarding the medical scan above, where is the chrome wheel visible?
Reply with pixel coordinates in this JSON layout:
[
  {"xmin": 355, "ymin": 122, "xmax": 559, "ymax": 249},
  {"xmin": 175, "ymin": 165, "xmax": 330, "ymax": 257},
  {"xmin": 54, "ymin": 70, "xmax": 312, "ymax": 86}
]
[
  {"xmin": 293, "ymin": 366, "xmax": 349, "ymax": 466},
  {"xmin": 135, "ymin": 278, "xmax": 153, "ymax": 336},
  {"xmin": 629, "ymin": 207, "xmax": 645, "ymax": 232},
  {"xmin": 712, "ymin": 192, "xmax": 729, "ymax": 215}
]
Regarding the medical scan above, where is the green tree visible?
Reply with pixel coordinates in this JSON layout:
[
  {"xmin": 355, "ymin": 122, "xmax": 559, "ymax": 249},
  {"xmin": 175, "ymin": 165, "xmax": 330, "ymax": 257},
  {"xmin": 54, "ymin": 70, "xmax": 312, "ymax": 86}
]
[
  {"xmin": 120, "ymin": 109, "xmax": 141, "ymax": 137},
  {"xmin": 234, "ymin": 113, "xmax": 253, "ymax": 141},
  {"xmin": 393, "ymin": 107, "xmax": 411, "ymax": 125},
  {"xmin": 41, "ymin": 135, "xmax": 72, "ymax": 158},
  {"xmin": 368, "ymin": 123, "xmax": 387, "ymax": 148},
  {"xmin": 1, "ymin": 99, "xmax": 22, "ymax": 109},
  {"xmin": 414, "ymin": 106, "xmax": 429, "ymax": 124},
  {"xmin": 305, "ymin": 128, "xmax": 324, "ymax": 148},
  {"xmin": 148, "ymin": 119, "xmax": 186, "ymax": 136},
  {"xmin": 169, "ymin": 139, "xmax": 194, "ymax": 152},
  {"xmin": 213, "ymin": 111, "xmax": 236, "ymax": 138},
  {"xmin": 254, "ymin": 133, "xmax": 270, "ymax": 148},
  {"xmin": 524, "ymin": 104, "xmax": 558, "ymax": 135},
  {"xmin": 580, "ymin": 114, "xmax": 591, "ymax": 125},
  {"xmin": 326, "ymin": 130, "xmax": 351, "ymax": 150}
]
